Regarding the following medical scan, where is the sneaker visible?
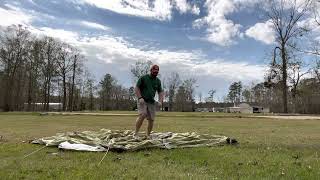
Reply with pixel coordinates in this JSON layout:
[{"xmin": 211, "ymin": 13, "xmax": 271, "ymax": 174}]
[
  {"xmin": 133, "ymin": 133, "xmax": 140, "ymax": 140},
  {"xmin": 147, "ymin": 134, "xmax": 157, "ymax": 140}
]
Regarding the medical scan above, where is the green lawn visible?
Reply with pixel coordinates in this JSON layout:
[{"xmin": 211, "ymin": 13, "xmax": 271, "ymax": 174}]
[{"xmin": 0, "ymin": 112, "xmax": 320, "ymax": 179}]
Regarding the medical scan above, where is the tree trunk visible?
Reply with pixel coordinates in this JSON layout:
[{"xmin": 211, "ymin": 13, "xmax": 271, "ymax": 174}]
[
  {"xmin": 281, "ymin": 45, "xmax": 288, "ymax": 113},
  {"xmin": 62, "ymin": 75, "xmax": 67, "ymax": 111},
  {"xmin": 3, "ymin": 75, "xmax": 12, "ymax": 111},
  {"xmin": 27, "ymin": 70, "xmax": 33, "ymax": 111},
  {"xmin": 69, "ymin": 55, "xmax": 77, "ymax": 111},
  {"xmin": 46, "ymin": 77, "xmax": 51, "ymax": 111}
]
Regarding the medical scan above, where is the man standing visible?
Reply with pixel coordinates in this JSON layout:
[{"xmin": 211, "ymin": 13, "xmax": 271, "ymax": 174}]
[{"xmin": 134, "ymin": 64, "xmax": 164, "ymax": 138}]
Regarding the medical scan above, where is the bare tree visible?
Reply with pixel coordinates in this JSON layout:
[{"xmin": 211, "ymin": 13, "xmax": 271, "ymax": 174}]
[
  {"xmin": 288, "ymin": 60, "xmax": 309, "ymax": 112},
  {"xmin": 313, "ymin": 0, "xmax": 320, "ymax": 26},
  {"xmin": 81, "ymin": 69, "xmax": 96, "ymax": 111},
  {"xmin": 40, "ymin": 37, "xmax": 59, "ymax": 111},
  {"xmin": 56, "ymin": 42, "xmax": 74, "ymax": 111},
  {"xmin": 267, "ymin": 0, "xmax": 311, "ymax": 113},
  {"xmin": 0, "ymin": 25, "xmax": 30, "ymax": 111},
  {"xmin": 207, "ymin": 89, "xmax": 216, "ymax": 103},
  {"xmin": 68, "ymin": 51, "xmax": 84, "ymax": 111},
  {"xmin": 183, "ymin": 78, "xmax": 197, "ymax": 111},
  {"xmin": 167, "ymin": 72, "xmax": 181, "ymax": 111},
  {"xmin": 175, "ymin": 85, "xmax": 187, "ymax": 111},
  {"xmin": 313, "ymin": 59, "xmax": 320, "ymax": 82},
  {"xmin": 25, "ymin": 39, "xmax": 42, "ymax": 111},
  {"xmin": 242, "ymin": 86, "xmax": 253, "ymax": 103},
  {"xmin": 130, "ymin": 60, "xmax": 153, "ymax": 83}
]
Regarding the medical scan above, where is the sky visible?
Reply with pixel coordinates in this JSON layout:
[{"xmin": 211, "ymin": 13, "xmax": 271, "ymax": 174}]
[{"xmin": 0, "ymin": 0, "xmax": 319, "ymax": 101}]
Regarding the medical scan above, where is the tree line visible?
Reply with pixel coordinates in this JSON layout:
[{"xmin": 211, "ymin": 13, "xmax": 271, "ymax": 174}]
[{"xmin": 0, "ymin": 25, "xmax": 200, "ymax": 112}]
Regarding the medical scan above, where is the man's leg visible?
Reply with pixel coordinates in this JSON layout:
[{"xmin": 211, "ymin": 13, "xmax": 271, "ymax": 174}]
[
  {"xmin": 135, "ymin": 100, "xmax": 147, "ymax": 136},
  {"xmin": 135, "ymin": 114, "xmax": 146, "ymax": 135},
  {"xmin": 146, "ymin": 103, "xmax": 156, "ymax": 136},
  {"xmin": 146, "ymin": 119, "xmax": 154, "ymax": 136}
]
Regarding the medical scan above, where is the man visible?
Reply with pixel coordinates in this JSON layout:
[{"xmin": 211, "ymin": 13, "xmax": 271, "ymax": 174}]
[{"xmin": 134, "ymin": 64, "xmax": 164, "ymax": 138}]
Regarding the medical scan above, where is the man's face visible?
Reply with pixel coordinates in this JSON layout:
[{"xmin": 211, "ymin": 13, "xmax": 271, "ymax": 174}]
[{"xmin": 151, "ymin": 66, "xmax": 159, "ymax": 77}]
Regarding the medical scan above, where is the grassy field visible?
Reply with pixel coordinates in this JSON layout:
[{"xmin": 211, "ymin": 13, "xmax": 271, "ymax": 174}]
[{"xmin": 0, "ymin": 112, "xmax": 320, "ymax": 179}]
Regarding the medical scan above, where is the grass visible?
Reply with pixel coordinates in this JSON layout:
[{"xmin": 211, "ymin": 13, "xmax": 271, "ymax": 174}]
[{"xmin": 0, "ymin": 112, "xmax": 320, "ymax": 179}]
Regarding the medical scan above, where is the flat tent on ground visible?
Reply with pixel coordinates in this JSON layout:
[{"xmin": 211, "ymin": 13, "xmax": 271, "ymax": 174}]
[{"xmin": 32, "ymin": 129, "xmax": 237, "ymax": 152}]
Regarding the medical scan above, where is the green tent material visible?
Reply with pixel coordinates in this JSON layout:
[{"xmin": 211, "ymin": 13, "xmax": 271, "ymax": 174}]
[{"xmin": 32, "ymin": 129, "xmax": 237, "ymax": 152}]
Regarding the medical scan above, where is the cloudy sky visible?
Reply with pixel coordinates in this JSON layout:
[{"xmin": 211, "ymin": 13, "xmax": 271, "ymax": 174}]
[{"xmin": 0, "ymin": 0, "xmax": 319, "ymax": 101}]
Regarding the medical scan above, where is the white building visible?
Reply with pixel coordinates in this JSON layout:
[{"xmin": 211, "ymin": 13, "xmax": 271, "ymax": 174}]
[{"xmin": 224, "ymin": 103, "xmax": 270, "ymax": 113}]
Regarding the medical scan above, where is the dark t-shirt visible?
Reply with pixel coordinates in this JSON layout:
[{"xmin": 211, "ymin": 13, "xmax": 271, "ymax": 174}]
[{"xmin": 136, "ymin": 74, "xmax": 163, "ymax": 104}]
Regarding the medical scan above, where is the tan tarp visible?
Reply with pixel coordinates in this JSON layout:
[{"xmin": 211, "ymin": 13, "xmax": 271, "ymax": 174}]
[{"xmin": 32, "ymin": 129, "xmax": 235, "ymax": 152}]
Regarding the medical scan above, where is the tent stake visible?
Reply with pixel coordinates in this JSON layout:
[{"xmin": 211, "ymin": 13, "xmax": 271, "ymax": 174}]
[
  {"xmin": 23, "ymin": 146, "xmax": 47, "ymax": 159},
  {"xmin": 98, "ymin": 146, "xmax": 110, "ymax": 166}
]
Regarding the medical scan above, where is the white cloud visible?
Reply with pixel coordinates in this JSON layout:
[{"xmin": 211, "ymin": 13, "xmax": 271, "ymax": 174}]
[
  {"xmin": 50, "ymin": 30, "xmax": 264, "ymax": 83},
  {"xmin": 29, "ymin": 27, "xmax": 80, "ymax": 43},
  {"xmin": 245, "ymin": 20, "xmax": 275, "ymax": 44},
  {"xmin": 0, "ymin": 6, "xmax": 33, "ymax": 27},
  {"xmin": 191, "ymin": 60, "xmax": 265, "ymax": 81},
  {"xmin": 29, "ymin": 25, "xmax": 264, "ymax": 89},
  {"xmin": 78, "ymin": 0, "xmax": 172, "ymax": 21},
  {"xmin": 80, "ymin": 21, "xmax": 110, "ymax": 31},
  {"xmin": 33, "ymin": 24, "xmax": 265, "ymax": 84},
  {"xmin": 78, "ymin": 0, "xmax": 199, "ymax": 21},
  {"xmin": 174, "ymin": 0, "xmax": 200, "ymax": 15},
  {"xmin": 192, "ymin": 0, "xmax": 310, "ymax": 46},
  {"xmin": 193, "ymin": 0, "xmax": 242, "ymax": 46},
  {"xmin": 0, "ymin": 0, "xmax": 270, "ymax": 97}
]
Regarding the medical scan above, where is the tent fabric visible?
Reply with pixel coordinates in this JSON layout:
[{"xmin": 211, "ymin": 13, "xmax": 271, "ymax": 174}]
[{"xmin": 31, "ymin": 129, "xmax": 234, "ymax": 152}]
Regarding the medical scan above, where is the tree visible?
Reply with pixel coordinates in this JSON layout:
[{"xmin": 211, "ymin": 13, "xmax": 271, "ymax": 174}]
[
  {"xmin": 0, "ymin": 25, "xmax": 30, "ymax": 111},
  {"xmin": 68, "ymin": 51, "xmax": 83, "ymax": 111},
  {"xmin": 25, "ymin": 39, "xmax": 42, "ymax": 111},
  {"xmin": 98, "ymin": 73, "xmax": 117, "ymax": 110},
  {"xmin": 288, "ymin": 60, "xmax": 309, "ymax": 112},
  {"xmin": 173, "ymin": 78, "xmax": 197, "ymax": 112},
  {"xmin": 242, "ymin": 88, "xmax": 252, "ymax": 103},
  {"xmin": 56, "ymin": 42, "xmax": 74, "ymax": 111},
  {"xmin": 228, "ymin": 81, "xmax": 242, "ymax": 106},
  {"xmin": 175, "ymin": 85, "xmax": 188, "ymax": 112},
  {"xmin": 267, "ymin": 0, "xmax": 311, "ymax": 113},
  {"xmin": 296, "ymin": 78, "xmax": 320, "ymax": 113},
  {"xmin": 313, "ymin": 0, "xmax": 320, "ymax": 26},
  {"xmin": 183, "ymin": 78, "xmax": 197, "ymax": 111},
  {"xmin": 206, "ymin": 89, "xmax": 216, "ymax": 102},
  {"xmin": 167, "ymin": 72, "xmax": 181, "ymax": 111},
  {"xmin": 130, "ymin": 60, "xmax": 153, "ymax": 83},
  {"xmin": 81, "ymin": 69, "xmax": 96, "ymax": 111},
  {"xmin": 313, "ymin": 59, "xmax": 320, "ymax": 82},
  {"xmin": 40, "ymin": 36, "xmax": 59, "ymax": 111}
]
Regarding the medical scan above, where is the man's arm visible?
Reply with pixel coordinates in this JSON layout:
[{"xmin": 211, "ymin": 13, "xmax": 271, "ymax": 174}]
[
  {"xmin": 135, "ymin": 86, "xmax": 142, "ymax": 99},
  {"xmin": 158, "ymin": 91, "xmax": 164, "ymax": 104}
]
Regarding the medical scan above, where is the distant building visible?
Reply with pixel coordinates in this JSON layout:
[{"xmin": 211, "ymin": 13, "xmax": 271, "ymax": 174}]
[
  {"xmin": 195, "ymin": 108, "xmax": 212, "ymax": 112},
  {"xmin": 24, "ymin": 103, "xmax": 62, "ymax": 111},
  {"xmin": 224, "ymin": 103, "xmax": 270, "ymax": 113}
]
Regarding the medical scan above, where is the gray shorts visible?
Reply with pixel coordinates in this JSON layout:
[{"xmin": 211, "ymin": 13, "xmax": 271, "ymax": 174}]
[{"xmin": 137, "ymin": 101, "xmax": 156, "ymax": 121}]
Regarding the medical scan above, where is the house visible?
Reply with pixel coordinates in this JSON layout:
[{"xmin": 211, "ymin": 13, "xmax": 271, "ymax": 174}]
[{"xmin": 224, "ymin": 103, "xmax": 270, "ymax": 113}]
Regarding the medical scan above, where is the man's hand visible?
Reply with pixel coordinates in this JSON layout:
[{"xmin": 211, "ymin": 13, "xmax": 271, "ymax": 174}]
[{"xmin": 138, "ymin": 97, "xmax": 145, "ymax": 104}]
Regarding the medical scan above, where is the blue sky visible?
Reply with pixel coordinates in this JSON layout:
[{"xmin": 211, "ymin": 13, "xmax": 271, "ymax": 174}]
[{"xmin": 1, "ymin": 0, "xmax": 319, "ymax": 101}]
